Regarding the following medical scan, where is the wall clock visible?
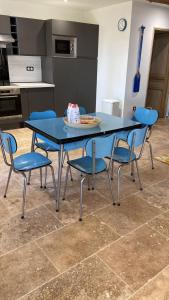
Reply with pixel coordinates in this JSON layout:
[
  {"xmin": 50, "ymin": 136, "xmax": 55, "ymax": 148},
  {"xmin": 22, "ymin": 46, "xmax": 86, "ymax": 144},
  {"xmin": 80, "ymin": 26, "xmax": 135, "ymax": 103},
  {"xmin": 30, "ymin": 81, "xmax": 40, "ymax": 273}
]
[{"xmin": 118, "ymin": 18, "xmax": 127, "ymax": 31}]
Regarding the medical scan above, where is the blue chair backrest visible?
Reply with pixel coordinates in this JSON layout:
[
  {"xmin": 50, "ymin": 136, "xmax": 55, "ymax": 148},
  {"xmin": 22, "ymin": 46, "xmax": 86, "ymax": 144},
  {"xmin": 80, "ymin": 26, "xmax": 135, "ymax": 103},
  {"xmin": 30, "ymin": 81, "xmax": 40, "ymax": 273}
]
[
  {"xmin": 64, "ymin": 106, "xmax": 87, "ymax": 117},
  {"xmin": 86, "ymin": 134, "xmax": 116, "ymax": 159},
  {"xmin": 29, "ymin": 110, "xmax": 57, "ymax": 120},
  {"xmin": 132, "ymin": 107, "xmax": 158, "ymax": 126},
  {"xmin": 29, "ymin": 110, "xmax": 57, "ymax": 143},
  {"xmin": 127, "ymin": 126, "xmax": 148, "ymax": 149},
  {"xmin": 0, "ymin": 132, "xmax": 17, "ymax": 154}
]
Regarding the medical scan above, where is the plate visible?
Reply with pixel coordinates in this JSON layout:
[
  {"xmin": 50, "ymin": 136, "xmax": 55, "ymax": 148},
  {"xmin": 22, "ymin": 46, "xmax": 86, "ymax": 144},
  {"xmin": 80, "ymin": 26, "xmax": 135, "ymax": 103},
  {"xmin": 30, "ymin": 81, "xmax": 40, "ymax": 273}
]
[{"xmin": 63, "ymin": 116, "xmax": 102, "ymax": 129}]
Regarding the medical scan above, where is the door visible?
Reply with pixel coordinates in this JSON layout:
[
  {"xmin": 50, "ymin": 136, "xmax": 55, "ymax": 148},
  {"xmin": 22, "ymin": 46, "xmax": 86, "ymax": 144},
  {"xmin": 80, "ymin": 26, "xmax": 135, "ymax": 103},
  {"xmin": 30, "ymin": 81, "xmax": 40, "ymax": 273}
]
[{"xmin": 146, "ymin": 31, "xmax": 169, "ymax": 117}]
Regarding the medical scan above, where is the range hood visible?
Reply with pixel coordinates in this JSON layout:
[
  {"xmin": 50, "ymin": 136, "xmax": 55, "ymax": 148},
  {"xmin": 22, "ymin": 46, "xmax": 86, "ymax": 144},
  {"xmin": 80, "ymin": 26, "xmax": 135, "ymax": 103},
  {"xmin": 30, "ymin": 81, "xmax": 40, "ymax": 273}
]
[{"xmin": 0, "ymin": 34, "xmax": 15, "ymax": 48}]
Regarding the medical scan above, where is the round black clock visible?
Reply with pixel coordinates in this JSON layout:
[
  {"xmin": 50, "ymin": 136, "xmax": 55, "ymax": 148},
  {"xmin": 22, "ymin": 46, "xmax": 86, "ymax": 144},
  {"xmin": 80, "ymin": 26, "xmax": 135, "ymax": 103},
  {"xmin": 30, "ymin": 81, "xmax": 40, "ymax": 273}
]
[{"xmin": 118, "ymin": 18, "xmax": 127, "ymax": 31}]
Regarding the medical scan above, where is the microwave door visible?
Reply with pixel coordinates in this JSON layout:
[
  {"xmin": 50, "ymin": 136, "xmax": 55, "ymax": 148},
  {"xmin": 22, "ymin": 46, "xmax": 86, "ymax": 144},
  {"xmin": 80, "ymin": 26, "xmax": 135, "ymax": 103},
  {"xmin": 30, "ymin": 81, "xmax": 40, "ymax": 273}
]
[{"xmin": 55, "ymin": 40, "xmax": 70, "ymax": 55}]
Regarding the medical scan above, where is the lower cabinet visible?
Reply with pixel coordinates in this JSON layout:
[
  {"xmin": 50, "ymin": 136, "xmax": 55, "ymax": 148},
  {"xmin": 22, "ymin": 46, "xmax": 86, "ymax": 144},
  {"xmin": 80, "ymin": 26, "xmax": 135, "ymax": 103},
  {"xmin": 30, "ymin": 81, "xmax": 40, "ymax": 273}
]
[{"xmin": 21, "ymin": 88, "xmax": 55, "ymax": 120}]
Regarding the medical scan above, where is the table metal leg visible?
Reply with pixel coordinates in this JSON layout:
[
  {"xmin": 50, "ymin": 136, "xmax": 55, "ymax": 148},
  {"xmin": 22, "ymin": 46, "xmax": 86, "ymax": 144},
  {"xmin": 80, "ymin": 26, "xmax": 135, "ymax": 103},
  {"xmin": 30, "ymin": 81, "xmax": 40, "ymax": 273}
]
[{"xmin": 56, "ymin": 144, "xmax": 64, "ymax": 212}]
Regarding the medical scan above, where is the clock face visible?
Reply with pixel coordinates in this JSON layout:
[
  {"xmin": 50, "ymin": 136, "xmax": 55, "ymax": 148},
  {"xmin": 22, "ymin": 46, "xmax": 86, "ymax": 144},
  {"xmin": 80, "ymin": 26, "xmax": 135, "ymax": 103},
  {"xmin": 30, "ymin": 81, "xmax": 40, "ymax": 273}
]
[{"xmin": 118, "ymin": 18, "xmax": 127, "ymax": 31}]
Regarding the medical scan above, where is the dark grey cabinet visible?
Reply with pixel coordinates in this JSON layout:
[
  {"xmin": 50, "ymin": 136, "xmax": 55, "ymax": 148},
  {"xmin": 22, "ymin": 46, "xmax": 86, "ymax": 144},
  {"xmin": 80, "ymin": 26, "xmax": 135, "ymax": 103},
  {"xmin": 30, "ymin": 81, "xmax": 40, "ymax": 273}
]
[
  {"xmin": 53, "ymin": 58, "xmax": 97, "ymax": 115},
  {"xmin": 46, "ymin": 20, "xmax": 99, "ymax": 59},
  {"xmin": 21, "ymin": 88, "xmax": 55, "ymax": 120},
  {"xmin": 0, "ymin": 15, "xmax": 10, "ymax": 34},
  {"xmin": 16, "ymin": 17, "xmax": 46, "ymax": 56}
]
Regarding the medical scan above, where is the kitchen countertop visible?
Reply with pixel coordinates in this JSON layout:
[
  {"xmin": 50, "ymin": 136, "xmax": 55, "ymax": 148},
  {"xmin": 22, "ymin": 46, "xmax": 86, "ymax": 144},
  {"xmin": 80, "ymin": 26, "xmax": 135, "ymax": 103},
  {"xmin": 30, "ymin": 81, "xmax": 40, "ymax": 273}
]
[{"xmin": 0, "ymin": 82, "xmax": 55, "ymax": 90}]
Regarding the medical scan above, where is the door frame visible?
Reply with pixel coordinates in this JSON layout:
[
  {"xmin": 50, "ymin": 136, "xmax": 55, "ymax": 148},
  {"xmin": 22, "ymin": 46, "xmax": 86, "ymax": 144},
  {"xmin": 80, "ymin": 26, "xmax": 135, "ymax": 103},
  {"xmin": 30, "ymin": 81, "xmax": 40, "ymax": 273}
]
[{"xmin": 146, "ymin": 27, "xmax": 169, "ymax": 117}]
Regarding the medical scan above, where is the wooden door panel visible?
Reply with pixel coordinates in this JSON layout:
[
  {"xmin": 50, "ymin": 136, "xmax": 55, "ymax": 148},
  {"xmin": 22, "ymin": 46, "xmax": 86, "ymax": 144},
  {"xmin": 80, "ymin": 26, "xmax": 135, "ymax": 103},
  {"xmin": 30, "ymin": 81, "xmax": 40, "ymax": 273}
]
[
  {"xmin": 151, "ymin": 36, "xmax": 169, "ymax": 77},
  {"xmin": 147, "ymin": 88, "xmax": 163, "ymax": 113},
  {"xmin": 146, "ymin": 32, "xmax": 169, "ymax": 117}
]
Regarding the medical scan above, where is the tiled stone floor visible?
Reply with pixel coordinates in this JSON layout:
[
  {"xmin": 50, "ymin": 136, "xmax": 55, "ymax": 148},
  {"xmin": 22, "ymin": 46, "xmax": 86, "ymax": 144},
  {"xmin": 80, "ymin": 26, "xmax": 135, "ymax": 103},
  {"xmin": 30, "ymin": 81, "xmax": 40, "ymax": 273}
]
[{"xmin": 0, "ymin": 119, "xmax": 169, "ymax": 300}]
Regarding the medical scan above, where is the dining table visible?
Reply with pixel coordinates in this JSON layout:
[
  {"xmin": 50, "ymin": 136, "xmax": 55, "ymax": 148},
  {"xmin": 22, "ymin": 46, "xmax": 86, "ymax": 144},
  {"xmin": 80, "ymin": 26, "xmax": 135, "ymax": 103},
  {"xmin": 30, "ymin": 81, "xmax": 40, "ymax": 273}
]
[{"xmin": 25, "ymin": 112, "xmax": 141, "ymax": 210}]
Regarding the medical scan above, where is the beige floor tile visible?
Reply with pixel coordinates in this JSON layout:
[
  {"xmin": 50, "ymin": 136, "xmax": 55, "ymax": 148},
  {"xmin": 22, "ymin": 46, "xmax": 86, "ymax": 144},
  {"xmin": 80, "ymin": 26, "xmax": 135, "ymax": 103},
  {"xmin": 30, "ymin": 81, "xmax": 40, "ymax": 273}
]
[
  {"xmin": 98, "ymin": 225, "xmax": 169, "ymax": 291},
  {"xmin": 94, "ymin": 194, "xmax": 161, "ymax": 235},
  {"xmin": 0, "ymin": 242, "xmax": 58, "ymax": 300},
  {"xmin": 0, "ymin": 206, "xmax": 62, "ymax": 255},
  {"xmin": 37, "ymin": 215, "xmax": 119, "ymax": 272},
  {"xmin": 136, "ymin": 189, "xmax": 168, "ymax": 212},
  {"xmin": 0, "ymin": 200, "xmax": 10, "ymax": 225},
  {"xmin": 129, "ymin": 265, "xmax": 169, "ymax": 300},
  {"xmin": 23, "ymin": 255, "xmax": 132, "ymax": 300},
  {"xmin": 46, "ymin": 189, "xmax": 110, "ymax": 225},
  {"xmin": 148, "ymin": 211, "xmax": 169, "ymax": 239}
]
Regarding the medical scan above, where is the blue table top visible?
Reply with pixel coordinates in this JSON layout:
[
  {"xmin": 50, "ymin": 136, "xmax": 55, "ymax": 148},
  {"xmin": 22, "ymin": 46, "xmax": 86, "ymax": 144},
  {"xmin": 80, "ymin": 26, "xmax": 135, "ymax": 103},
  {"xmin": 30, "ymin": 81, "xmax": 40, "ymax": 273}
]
[{"xmin": 25, "ymin": 112, "xmax": 140, "ymax": 144}]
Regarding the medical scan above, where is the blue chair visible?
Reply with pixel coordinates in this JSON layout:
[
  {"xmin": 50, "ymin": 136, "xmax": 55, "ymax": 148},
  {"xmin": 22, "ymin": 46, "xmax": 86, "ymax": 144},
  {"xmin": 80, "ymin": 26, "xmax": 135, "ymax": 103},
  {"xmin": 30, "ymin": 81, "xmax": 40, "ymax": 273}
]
[
  {"xmin": 0, "ymin": 131, "xmax": 57, "ymax": 219},
  {"xmin": 110, "ymin": 126, "xmax": 148, "ymax": 205},
  {"xmin": 116, "ymin": 107, "xmax": 158, "ymax": 169},
  {"xmin": 64, "ymin": 106, "xmax": 87, "ymax": 117},
  {"xmin": 29, "ymin": 110, "xmax": 88, "ymax": 187},
  {"xmin": 62, "ymin": 134, "xmax": 116, "ymax": 221}
]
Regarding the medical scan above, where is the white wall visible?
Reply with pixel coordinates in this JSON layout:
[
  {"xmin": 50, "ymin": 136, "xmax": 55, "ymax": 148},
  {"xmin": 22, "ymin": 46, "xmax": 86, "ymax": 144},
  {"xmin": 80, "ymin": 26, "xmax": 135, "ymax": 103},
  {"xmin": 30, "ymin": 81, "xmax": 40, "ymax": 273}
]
[
  {"xmin": 124, "ymin": 0, "xmax": 169, "ymax": 117},
  {"xmin": 89, "ymin": 1, "xmax": 132, "ymax": 113},
  {"xmin": 0, "ymin": 0, "xmax": 90, "ymax": 23}
]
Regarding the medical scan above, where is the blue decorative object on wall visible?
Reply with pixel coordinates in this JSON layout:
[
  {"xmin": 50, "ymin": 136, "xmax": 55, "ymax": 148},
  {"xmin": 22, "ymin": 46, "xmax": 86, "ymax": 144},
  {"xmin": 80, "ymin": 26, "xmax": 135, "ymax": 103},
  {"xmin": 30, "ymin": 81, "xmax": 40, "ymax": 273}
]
[{"xmin": 133, "ymin": 25, "xmax": 146, "ymax": 93}]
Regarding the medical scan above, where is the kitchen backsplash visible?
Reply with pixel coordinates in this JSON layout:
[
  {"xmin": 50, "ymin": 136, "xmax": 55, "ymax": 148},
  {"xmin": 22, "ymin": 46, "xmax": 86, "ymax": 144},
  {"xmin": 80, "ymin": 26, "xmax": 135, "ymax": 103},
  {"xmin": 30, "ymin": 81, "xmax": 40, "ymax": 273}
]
[{"xmin": 7, "ymin": 55, "xmax": 42, "ymax": 83}]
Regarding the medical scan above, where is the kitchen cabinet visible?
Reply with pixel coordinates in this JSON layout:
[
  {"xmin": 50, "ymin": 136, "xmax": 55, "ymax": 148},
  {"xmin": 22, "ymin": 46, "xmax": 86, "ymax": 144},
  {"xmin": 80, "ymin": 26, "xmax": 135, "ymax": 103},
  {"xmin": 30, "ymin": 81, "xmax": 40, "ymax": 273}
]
[
  {"xmin": 53, "ymin": 58, "xmax": 97, "ymax": 116},
  {"xmin": 16, "ymin": 17, "xmax": 46, "ymax": 56},
  {"xmin": 0, "ymin": 15, "xmax": 10, "ymax": 35},
  {"xmin": 46, "ymin": 20, "xmax": 99, "ymax": 59},
  {"xmin": 21, "ymin": 88, "xmax": 55, "ymax": 120}
]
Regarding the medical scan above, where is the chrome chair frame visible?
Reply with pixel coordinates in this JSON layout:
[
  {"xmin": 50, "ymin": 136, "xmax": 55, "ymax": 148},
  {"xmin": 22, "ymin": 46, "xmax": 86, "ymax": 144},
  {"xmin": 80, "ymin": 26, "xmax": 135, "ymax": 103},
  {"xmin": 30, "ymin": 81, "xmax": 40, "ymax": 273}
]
[
  {"xmin": 0, "ymin": 133, "xmax": 58, "ymax": 219},
  {"xmin": 111, "ymin": 127, "xmax": 148, "ymax": 206},
  {"xmin": 63, "ymin": 135, "xmax": 116, "ymax": 221}
]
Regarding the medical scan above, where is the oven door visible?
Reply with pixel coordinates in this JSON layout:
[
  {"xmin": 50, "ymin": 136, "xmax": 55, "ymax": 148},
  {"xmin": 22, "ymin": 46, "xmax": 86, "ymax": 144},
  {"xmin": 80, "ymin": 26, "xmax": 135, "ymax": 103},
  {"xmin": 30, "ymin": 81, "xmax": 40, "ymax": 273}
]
[{"xmin": 0, "ymin": 94, "xmax": 22, "ymax": 117}]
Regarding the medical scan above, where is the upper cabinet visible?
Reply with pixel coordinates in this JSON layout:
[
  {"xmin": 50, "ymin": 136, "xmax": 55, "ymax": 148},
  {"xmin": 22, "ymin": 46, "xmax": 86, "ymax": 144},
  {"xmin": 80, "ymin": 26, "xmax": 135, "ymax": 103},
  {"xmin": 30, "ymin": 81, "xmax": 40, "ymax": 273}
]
[
  {"xmin": 46, "ymin": 20, "xmax": 99, "ymax": 59},
  {"xmin": 0, "ymin": 15, "xmax": 11, "ymax": 35},
  {"xmin": 16, "ymin": 17, "xmax": 46, "ymax": 56}
]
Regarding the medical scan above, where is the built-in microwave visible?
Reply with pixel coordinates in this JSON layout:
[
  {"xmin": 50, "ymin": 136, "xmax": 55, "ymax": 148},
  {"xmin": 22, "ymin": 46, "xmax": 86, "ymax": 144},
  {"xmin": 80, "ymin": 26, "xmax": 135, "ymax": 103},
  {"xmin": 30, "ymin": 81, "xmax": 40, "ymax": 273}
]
[{"xmin": 52, "ymin": 35, "xmax": 77, "ymax": 58}]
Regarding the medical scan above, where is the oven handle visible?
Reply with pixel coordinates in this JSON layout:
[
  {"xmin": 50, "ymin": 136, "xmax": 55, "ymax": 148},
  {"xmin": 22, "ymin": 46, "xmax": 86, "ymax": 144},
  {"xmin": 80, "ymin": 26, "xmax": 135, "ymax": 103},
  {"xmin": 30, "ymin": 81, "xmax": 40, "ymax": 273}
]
[{"xmin": 0, "ymin": 95, "xmax": 19, "ymax": 99}]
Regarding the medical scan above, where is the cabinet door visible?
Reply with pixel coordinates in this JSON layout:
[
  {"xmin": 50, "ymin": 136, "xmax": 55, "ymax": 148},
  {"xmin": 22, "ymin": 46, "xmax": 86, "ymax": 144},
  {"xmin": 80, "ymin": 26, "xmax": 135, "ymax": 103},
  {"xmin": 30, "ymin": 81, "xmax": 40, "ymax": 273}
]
[
  {"xmin": 17, "ymin": 17, "xmax": 46, "ymax": 56},
  {"xmin": 49, "ymin": 20, "xmax": 99, "ymax": 59},
  {"xmin": 0, "ymin": 15, "xmax": 10, "ymax": 34},
  {"xmin": 21, "ymin": 88, "xmax": 55, "ymax": 120},
  {"xmin": 53, "ymin": 58, "xmax": 97, "ymax": 116}
]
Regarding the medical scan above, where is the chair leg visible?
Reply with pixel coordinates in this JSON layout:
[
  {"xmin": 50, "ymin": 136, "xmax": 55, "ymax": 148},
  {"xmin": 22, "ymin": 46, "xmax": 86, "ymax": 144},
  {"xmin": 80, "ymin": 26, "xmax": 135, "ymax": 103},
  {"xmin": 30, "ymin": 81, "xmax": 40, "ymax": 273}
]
[
  {"xmin": 48, "ymin": 165, "xmax": 58, "ymax": 212},
  {"xmin": 92, "ymin": 174, "xmax": 96, "ymax": 190},
  {"xmin": 44, "ymin": 167, "xmax": 47, "ymax": 189},
  {"xmin": 87, "ymin": 175, "xmax": 91, "ymax": 191},
  {"xmin": 40, "ymin": 168, "xmax": 43, "ymax": 188},
  {"xmin": 131, "ymin": 161, "xmax": 135, "ymax": 182},
  {"xmin": 62, "ymin": 165, "xmax": 70, "ymax": 201},
  {"xmin": 4, "ymin": 167, "xmax": 12, "ymax": 198},
  {"xmin": 21, "ymin": 173, "xmax": 27, "ymax": 219},
  {"xmin": 135, "ymin": 160, "xmax": 143, "ymax": 191},
  {"xmin": 79, "ymin": 177, "xmax": 86, "ymax": 221},
  {"xmin": 106, "ymin": 169, "xmax": 115, "ymax": 206},
  {"xmin": 27, "ymin": 171, "xmax": 31, "ymax": 185},
  {"xmin": 147, "ymin": 141, "xmax": 154, "ymax": 170},
  {"xmin": 117, "ymin": 165, "xmax": 121, "ymax": 206},
  {"xmin": 66, "ymin": 152, "xmax": 73, "ymax": 181},
  {"xmin": 111, "ymin": 161, "xmax": 114, "ymax": 181}
]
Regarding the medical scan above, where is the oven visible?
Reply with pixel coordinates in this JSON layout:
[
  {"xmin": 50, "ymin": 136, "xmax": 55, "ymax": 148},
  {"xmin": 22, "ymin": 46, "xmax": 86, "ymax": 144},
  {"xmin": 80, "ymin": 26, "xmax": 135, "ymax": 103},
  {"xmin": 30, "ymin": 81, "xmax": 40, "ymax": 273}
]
[{"xmin": 0, "ymin": 88, "xmax": 22, "ymax": 118}]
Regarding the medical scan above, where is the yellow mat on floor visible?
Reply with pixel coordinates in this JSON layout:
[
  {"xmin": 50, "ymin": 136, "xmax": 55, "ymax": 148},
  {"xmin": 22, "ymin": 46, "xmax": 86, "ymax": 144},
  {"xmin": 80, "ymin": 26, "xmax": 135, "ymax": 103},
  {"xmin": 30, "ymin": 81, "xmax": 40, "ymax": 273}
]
[{"xmin": 155, "ymin": 154, "xmax": 169, "ymax": 165}]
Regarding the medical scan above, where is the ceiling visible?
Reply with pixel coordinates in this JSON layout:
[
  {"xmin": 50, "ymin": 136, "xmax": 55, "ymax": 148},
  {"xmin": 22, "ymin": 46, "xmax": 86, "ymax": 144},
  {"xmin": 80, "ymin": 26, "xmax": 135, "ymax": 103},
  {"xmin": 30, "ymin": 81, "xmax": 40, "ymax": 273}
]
[{"xmin": 15, "ymin": 0, "xmax": 131, "ymax": 10}]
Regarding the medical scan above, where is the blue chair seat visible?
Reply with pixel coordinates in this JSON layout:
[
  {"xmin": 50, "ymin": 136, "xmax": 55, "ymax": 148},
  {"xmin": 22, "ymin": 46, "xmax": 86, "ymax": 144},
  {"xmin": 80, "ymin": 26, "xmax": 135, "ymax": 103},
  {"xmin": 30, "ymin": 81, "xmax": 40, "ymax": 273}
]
[
  {"xmin": 116, "ymin": 131, "xmax": 129, "ymax": 141},
  {"xmin": 14, "ymin": 152, "xmax": 52, "ymax": 171},
  {"xmin": 68, "ymin": 156, "xmax": 107, "ymax": 174},
  {"xmin": 35, "ymin": 139, "xmax": 88, "ymax": 152},
  {"xmin": 111, "ymin": 147, "xmax": 136, "ymax": 163},
  {"xmin": 35, "ymin": 142, "xmax": 60, "ymax": 152}
]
